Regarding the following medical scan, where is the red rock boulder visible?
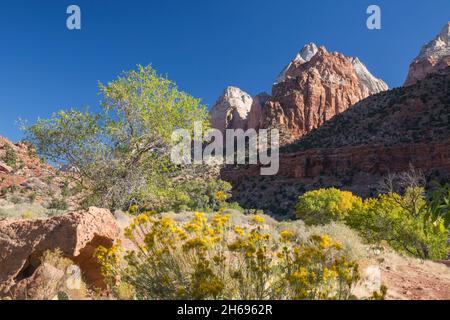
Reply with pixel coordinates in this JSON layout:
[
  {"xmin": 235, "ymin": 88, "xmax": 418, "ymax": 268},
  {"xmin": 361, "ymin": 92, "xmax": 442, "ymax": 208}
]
[{"xmin": 0, "ymin": 207, "xmax": 119, "ymax": 295}]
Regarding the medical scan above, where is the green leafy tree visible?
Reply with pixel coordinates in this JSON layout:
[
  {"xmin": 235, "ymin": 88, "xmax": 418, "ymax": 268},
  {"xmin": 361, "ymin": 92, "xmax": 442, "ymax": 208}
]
[
  {"xmin": 24, "ymin": 65, "xmax": 215, "ymax": 210},
  {"xmin": 427, "ymin": 182, "xmax": 450, "ymax": 227}
]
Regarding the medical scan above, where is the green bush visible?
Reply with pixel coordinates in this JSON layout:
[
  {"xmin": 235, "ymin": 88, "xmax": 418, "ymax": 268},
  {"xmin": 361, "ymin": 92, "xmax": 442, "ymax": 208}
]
[
  {"xmin": 346, "ymin": 188, "xmax": 448, "ymax": 260},
  {"xmin": 48, "ymin": 198, "xmax": 69, "ymax": 211},
  {"xmin": 2, "ymin": 144, "xmax": 17, "ymax": 168},
  {"xmin": 169, "ymin": 179, "xmax": 233, "ymax": 212},
  {"xmin": 295, "ymin": 188, "xmax": 362, "ymax": 225},
  {"xmin": 130, "ymin": 178, "xmax": 234, "ymax": 214},
  {"xmin": 427, "ymin": 182, "xmax": 450, "ymax": 227}
]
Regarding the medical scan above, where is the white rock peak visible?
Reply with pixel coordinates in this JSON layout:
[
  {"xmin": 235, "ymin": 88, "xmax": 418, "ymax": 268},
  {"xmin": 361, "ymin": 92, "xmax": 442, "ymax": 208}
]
[
  {"xmin": 210, "ymin": 86, "xmax": 253, "ymax": 133},
  {"xmin": 274, "ymin": 42, "xmax": 388, "ymax": 95},
  {"xmin": 351, "ymin": 57, "xmax": 389, "ymax": 95},
  {"xmin": 405, "ymin": 22, "xmax": 450, "ymax": 86},
  {"xmin": 295, "ymin": 42, "xmax": 319, "ymax": 63},
  {"xmin": 417, "ymin": 21, "xmax": 450, "ymax": 61},
  {"xmin": 275, "ymin": 43, "xmax": 319, "ymax": 84}
]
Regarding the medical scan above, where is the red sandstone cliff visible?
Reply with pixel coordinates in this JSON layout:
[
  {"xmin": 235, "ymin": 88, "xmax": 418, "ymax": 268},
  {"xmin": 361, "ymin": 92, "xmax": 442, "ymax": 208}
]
[
  {"xmin": 210, "ymin": 43, "xmax": 387, "ymax": 140},
  {"xmin": 405, "ymin": 22, "xmax": 450, "ymax": 86},
  {"xmin": 260, "ymin": 46, "xmax": 387, "ymax": 141},
  {"xmin": 0, "ymin": 136, "xmax": 71, "ymax": 210}
]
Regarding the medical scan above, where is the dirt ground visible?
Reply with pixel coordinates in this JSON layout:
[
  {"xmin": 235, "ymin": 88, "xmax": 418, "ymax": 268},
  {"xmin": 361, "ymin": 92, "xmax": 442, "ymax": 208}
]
[{"xmin": 380, "ymin": 252, "xmax": 450, "ymax": 300}]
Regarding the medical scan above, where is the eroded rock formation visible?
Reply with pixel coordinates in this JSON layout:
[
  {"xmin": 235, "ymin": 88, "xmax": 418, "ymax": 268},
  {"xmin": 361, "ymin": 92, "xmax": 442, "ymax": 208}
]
[
  {"xmin": 210, "ymin": 44, "xmax": 388, "ymax": 142},
  {"xmin": 261, "ymin": 45, "xmax": 388, "ymax": 141},
  {"xmin": 0, "ymin": 207, "xmax": 119, "ymax": 295}
]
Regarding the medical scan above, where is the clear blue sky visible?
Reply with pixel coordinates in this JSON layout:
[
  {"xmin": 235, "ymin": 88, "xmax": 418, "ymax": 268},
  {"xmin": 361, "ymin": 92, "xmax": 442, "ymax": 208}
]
[{"xmin": 0, "ymin": 0, "xmax": 449, "ymax": 141}]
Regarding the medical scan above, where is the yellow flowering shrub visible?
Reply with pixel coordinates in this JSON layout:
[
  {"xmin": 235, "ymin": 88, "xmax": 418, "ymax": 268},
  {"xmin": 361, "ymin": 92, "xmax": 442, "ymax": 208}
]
[
  {"xmin": 295, "ymin": 188, "xmax": 363, "ymax": 225},
  {"xmin": 295, "ymin": 187, "xmax": 448, "ymax": 260},
  {"xmin": 95, "ymin": 211, "xmax": 359, "ymax": 300}
]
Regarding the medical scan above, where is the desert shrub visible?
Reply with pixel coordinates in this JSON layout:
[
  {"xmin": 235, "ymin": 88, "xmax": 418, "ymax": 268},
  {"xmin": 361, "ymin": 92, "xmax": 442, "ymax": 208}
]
[
  {"xmin": 2, "ymin": 143, "xmax": 17, "ymax": 168},
  {"xmin": 61, "ymin": 181, "xmax": 71, "ymax": 198},
  {"xmin": 48, "ymin": 197, "xmax": 69, "ymax": 211},
  {"xmin": 21, "ymin": 210, "xmax": 39, "ymax": 219},
  {"xmin": 95, "ymin": 212, "xmax": 360, "ymax": 300},
  {"xmin": 346, "ymin": 188, "xmax": 448, "ymax": 260},
  {"xmin": 40, "ymin": 250, "xmax": 88, "ymax": 300},
  {"xmin": 222, "ymin": 201, "xmax": 244, "ymax": 213},
  {"xmin": 369, "ymin": 285, "xmax": 388, "ymax": 300},
  {"xmin": 0, "ymin": 203, "xmax": 58, "ymax": 219},
  {"xmin": 295, "ymin": 188, "xmax": 363, "ymax": 225},
  {"xmin": 306, "ymin": 222, "xmax": 369, "ymax": 261},
  {"xmin": 9, "ymin": 195, "xmax": 22, "ymax": 204},
  {"xmin": 27, "ymin": 192, "xmax": 37, "ymax": 203},
  {"xmin": 41, "ymin": 249, "xmax": 73, "ymax": 271},
  {"xmin": 148, "ymin": 179, "xmax": 233, "ymax": 213},
  {"xmin": 56, "ymin": 291, "xmax": 70, "ymax": 300}
]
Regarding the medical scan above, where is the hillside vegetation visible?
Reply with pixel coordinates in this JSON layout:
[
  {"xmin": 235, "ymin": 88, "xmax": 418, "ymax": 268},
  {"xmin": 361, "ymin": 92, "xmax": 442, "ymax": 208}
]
[{"xmin": 284, "ymin": 67, "xmax": 450, "ymax": 152}]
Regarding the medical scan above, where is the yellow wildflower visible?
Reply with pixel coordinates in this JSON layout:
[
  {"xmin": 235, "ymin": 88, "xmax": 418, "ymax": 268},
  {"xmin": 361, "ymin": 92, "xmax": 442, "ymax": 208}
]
[
  {"xmin": 280, "ymin": 230, "xmax": 295, "ymax": 242},
  {"xmin": 234, "ymin": 226, "xmax": 245, "ymax": 236},
  {"xmin": 252, "ymin": 215, "xmax": 265, "ymax": 224}
]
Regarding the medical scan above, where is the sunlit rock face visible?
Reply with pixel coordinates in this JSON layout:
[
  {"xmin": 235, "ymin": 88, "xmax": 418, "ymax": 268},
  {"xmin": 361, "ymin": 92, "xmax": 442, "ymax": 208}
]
[
  {"xmin": 210, "ymin": 43, "xmax": 387, "ymax": 143},
  {"xmin": 210, "ymin": 86, "xmax": 253, "ymax": 134},
  {"xmin": 405, "ymin": 22, "xmax": 450, "ymax": 86},
  {"xmin": 262, "ymin": 44, "xmax": 388, "ymax": 142}
]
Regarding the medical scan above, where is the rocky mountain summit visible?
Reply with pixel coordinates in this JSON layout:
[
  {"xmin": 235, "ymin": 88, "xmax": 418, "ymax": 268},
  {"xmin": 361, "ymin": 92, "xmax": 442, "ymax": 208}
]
[
  {"xmin": 210, "ymin": 43, "xmax": 388, "ymax": 141},
  {"xmin": 405, "ymin": 22, "xmax": 450, "ymax": 86},
  {"xmin": 351, "ymin": 57, "xmax": 390, "ymax": 96},
  {"xmin": 260, "ymin": 45, "xmax": 388, "ymax": 140},
  {"xmin": 209, "ymin": 86, "xmax": 253, "ymax": 134},
  {"xmin": 275, "ymin": 43, "xmax": 387, "ymax": 95},
  {"xmin": 274, "ymin": 42, "xmax": 320, "ymax": 84}
]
